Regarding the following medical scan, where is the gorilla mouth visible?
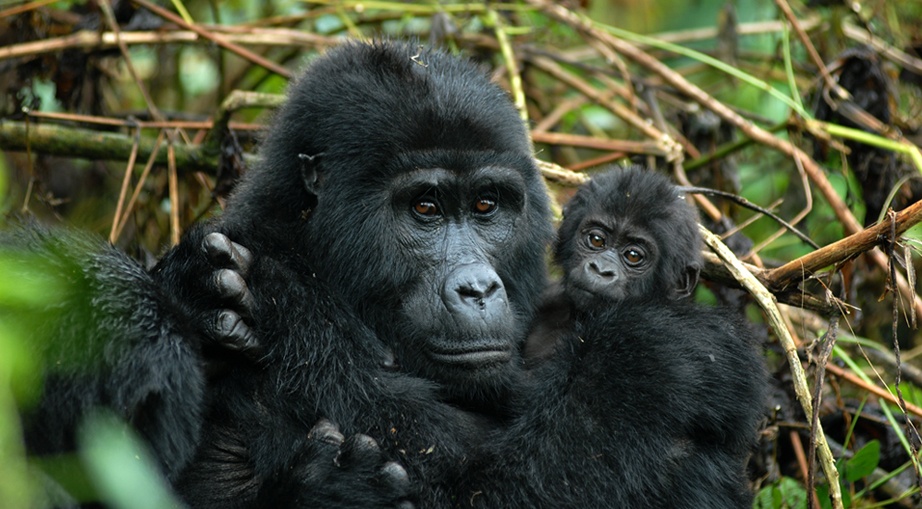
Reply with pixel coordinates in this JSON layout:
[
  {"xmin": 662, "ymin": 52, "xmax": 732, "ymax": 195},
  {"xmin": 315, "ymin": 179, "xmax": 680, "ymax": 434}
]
[
  {"xmin": 567, "ymin": 282, "xmax": 620, "ymax": 308},
  {"xmin": 566, "ymin": 284, "xmax": 600, "ymax": 306},
  {"xmin": 426, "ymin": 343, "xmax": 512, "ymax": 367}
]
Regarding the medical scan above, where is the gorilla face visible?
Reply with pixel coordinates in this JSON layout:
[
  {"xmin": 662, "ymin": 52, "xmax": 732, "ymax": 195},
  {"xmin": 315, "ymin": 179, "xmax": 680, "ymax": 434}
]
[
  {"xmin": 555, "ymin": 168, "xmax": 702, "ymax": 307},
  {"xmin": 309, "ymin": 153, "xmax": 547, "ymax": 401},
  {"xmin": 310, "ymin": 146, "xmax": 549, "ymax": 400},
  {"xmin": 562, "ymin": 216, "xmax": 661, "ymax": 308},
  {"xmin": 227, "ymin": 41, "xmax": 552, "ymax": 398},
  {"xmin": 383, "ymin": 160, "xmax": 534, "ymax": 392}
]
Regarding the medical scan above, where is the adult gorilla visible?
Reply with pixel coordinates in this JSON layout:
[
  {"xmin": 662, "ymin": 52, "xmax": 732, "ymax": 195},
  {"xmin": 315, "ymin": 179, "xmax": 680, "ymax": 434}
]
[{"xmin": 152, "ymin": 40, "xmax": 553, "ymax": 506}]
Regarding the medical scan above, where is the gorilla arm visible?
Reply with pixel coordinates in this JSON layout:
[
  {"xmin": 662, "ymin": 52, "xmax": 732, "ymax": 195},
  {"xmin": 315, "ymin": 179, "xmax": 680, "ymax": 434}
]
[
  {"xmin": 5, "ymin": 225, "xmax": 206, "ymax": 480},
  {"xmin": 154, "ymin": 227, "xmax": 417, "ymax": 509}
]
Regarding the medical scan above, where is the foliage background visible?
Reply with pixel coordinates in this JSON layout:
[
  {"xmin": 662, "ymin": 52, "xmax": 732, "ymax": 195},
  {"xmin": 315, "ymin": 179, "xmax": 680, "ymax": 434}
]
[{"xmin": 2, "ymin": 0, "xmax": 922, "ymax": 507}]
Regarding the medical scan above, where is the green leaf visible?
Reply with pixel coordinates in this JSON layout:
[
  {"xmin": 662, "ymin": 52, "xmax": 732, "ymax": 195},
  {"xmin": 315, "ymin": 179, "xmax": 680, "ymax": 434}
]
[
  {"xmin": 843, "ymin": 439, "xmax": 880, "ymax": 483},
  {"xmin": 754, "ymin": 477, "xmax": 807, "ymax": 509},
  {"xmin": 78, "ymin": 413, "xmax": 181, "ymax": 509}
]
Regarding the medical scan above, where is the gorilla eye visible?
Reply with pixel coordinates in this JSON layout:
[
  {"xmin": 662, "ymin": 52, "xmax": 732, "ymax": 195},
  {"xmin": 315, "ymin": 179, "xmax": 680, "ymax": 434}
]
[
  {"xmin": 623, "ymin": 248, "xmax": 644, "ymax": 266},
  {"xmin": 473, "ymin": 197, "xmax": 497, "ymax": 215},
  {"xmin": 587, "ymin": 232, "xmax": 606, "ymax": 250},
  {"xmin": 413, "ymin": 199, "xmax": 440, "ymax": 217}
]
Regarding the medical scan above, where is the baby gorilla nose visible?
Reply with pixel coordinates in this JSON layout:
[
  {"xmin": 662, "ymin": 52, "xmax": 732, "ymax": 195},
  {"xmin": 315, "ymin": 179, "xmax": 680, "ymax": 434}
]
[
  {"xmin": 587, "ymin": 259, "xmax": 617, "ymax": 279},
  {"xmin": 443, "ymin": 264, "xmax": 508, "ymax": 321},
  {"xmin": 589, "ymin": 261, "xmax": 615, "ymax": 278}
]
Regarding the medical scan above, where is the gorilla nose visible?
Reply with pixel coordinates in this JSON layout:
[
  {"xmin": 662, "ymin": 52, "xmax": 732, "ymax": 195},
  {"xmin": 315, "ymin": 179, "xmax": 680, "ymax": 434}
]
[
  {"xmin": 443, "ymin": 265, "xmax": 508, "ymax": 318},
  {"xmin": 588, "ymin": 260, "xmax": 617, "ymax": 280}
]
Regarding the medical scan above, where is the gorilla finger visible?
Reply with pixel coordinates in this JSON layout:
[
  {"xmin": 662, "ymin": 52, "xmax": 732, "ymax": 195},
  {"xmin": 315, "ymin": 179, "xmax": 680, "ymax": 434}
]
[
  {"xmin": 229, "ymin": 240, "xmax": 253, "ymax": 272},
  {"xmin": 377, "ymin": 461, "xmax": 411, "ymax": 496},
  {"xmin": 308, "ymin": 419, "xmax": 344, "ymax": 447},
  {"xmin": 203, "ymin": 232, "xmax": 253, "ymax": 273},
  {"xmin": 215, "ymin": 269, "xmax": 257, "ymax": 316},
  {"xmin": 337, "ymin": 433, "xmax": 382, "ymax": 468},
  {"xmin": 213, "ymin": 310, "xmax": 261, "ymax": 353},
  {"xmin": 203, "ymin": 232, "xmax": 237, "ymax": 267},
  {"xmin": 396, "ymin": 502, "xmax": 415, "ymax": 509}
]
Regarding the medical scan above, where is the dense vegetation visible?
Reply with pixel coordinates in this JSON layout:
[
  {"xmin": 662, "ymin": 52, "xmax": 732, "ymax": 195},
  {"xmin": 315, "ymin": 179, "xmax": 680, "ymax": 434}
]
[{"xmin": 2, "ymin": 0, "xmax": 922, "ymax": 507}]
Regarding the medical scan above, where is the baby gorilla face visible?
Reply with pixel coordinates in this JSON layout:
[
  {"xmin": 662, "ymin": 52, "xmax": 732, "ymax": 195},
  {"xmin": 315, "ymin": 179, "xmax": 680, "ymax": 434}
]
[
  {"xmin": 555, "ymin": 166, "xmax": 702, "ymax": 307},
  {"xmin": 563, "ymin": 221, "xmax": 659, "ymax": 307}
]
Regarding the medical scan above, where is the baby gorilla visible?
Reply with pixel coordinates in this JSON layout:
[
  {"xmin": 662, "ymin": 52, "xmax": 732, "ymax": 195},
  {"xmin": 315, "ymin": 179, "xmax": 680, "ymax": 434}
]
[
  {"xmin": 463, "ymin": 166, "xmax": 766, "ymax": 507},
  {"xmin": 525, "ymin": 165, "xmax": 702, "ymax": 364}
]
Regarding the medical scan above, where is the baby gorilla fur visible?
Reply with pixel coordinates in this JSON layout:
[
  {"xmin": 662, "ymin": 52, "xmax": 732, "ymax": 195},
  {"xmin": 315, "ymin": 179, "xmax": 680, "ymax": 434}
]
[{"xmin": 467, "ymin": 166, "xmax": 768, "ymax": 508}]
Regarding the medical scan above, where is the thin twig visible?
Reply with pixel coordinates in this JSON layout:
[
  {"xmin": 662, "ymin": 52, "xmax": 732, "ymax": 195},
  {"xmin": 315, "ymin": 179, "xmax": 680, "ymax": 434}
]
[
  {"xmin": 699, "ymin": 225, "xmax": 843, "ymax": 509},
  {"xmin": 887, "ymin": 211, "xmax": 922, "ymax": 490},
  {"xmin": 110, "ymin": 124, "xmax": 141, "ymax": 244},
  {"xmin": 808, "ymin": 317, "xmax": 838, "ymax": 509},
  {"xmin": 114, "ymin": 131, "xmax": 166, "ymax": 241},
  {"xmin": 680, "ymin": 186, "xmax": 820, "ymax": 249},
  {"xmin": 130, "ymin": 0, "xmax": 293, "ymax": 79},
  {"xmin": 825, "ymin": 363, "xmax": 922, "ymax": 419}
]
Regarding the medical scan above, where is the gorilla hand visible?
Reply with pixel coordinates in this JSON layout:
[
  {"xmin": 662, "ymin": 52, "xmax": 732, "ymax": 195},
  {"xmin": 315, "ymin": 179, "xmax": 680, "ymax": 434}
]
[
  {"xmin": 200, "ymin": 232, "xmax": 261, "ymax": 357},
  {"xmin": 260, "ymin": 419, "xmax": 415, "ymax": 508}
]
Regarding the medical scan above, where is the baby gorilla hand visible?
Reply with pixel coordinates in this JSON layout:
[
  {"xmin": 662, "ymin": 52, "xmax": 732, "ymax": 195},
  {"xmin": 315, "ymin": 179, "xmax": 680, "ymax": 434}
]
[{"xmin": 200, "ymin": 232, "xmax": 260, "ymax": 357}]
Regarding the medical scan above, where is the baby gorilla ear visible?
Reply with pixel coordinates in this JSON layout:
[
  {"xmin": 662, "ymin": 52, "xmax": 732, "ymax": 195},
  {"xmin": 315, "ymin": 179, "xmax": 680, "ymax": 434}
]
[{"xmin": 672, "ymin": 264, "xmax": 700, "ymax": 300}]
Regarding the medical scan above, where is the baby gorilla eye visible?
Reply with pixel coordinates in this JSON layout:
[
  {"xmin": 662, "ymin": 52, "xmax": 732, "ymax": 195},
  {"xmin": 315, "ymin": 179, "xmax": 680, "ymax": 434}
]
[
  {"xmin": 623, "ymin": 248, "xmax": 644, "ymax": 265},
  {"xmin": 586, "ymin": 231, "xmax": 606, "ymax": 250},
  {"xmin": 413, "ymin": 199, "xmax": 440, "ymax": 217},
  {"xmin": 473, "ymin": 197, "xmax": 497, "ymax": 215}
]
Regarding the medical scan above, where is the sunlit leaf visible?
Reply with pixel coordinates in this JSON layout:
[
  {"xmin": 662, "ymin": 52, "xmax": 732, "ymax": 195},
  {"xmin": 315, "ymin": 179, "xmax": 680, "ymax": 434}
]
[{"xmin": 78, "ymin": 413, "xmax": 181, "ymax": 509}]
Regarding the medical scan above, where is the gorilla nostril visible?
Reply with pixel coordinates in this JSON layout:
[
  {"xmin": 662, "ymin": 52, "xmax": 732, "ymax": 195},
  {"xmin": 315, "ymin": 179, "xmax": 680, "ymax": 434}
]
[
  {"xmin": 458, "ymin": 286, "xmax": 489, "ymax": 311},
  {"xmin": 457, "ymin": 287, "xmax": 483, "ymax": 299},
  {"xmin": 455, "ymin": 277, "xmax": 501, "ymax": 302},
  {"xmin": 589, "ymin": 261, "xmax": 612, "ymax": 277},
  {"xmin": 444, "ymin": 265, "xmax": 508, "ymax": 316}
]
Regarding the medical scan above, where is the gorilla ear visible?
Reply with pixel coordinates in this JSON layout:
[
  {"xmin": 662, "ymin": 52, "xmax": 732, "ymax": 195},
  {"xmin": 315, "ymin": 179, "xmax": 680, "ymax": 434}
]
[
  {"xmin": 298, "ymin": 153, "xmax": 324, "ymax": 197},
  {"xmin": 672, "ymin": 265, "xmax": 700, "ymax": 300}
]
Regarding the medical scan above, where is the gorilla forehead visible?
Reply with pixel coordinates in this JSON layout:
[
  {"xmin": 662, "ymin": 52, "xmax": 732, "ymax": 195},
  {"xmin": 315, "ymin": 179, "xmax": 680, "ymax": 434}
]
[
  {"xmin": 261, "ymin": 40, "xmax": 532, "ymax": 185},
  {"xmin": 586, "ymin": 169, "xmax": 682, "ymax": 217},
  {"xmin": 566, "ymin": 167, "xmax": 696, "ymax": 234}
]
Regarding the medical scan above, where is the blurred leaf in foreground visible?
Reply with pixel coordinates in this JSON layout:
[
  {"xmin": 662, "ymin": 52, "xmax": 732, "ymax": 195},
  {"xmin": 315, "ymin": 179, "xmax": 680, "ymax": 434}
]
[{"xmin": 78, "ymin": 411, "xmax": 181, "ymax": 509}]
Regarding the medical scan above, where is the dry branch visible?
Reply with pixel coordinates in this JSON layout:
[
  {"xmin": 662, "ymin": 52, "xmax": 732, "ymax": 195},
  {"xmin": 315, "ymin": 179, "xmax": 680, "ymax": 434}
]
[
  {"xmin": 0, "ymin": 29, "xmax": 337, "ymax": 63},
  {"xmin": 0, "ymin": 121, "xmax": 220, "ymax": 173},
  {"xmin": 531, "ymin": 131, "xmax": 667, "ymax": 156},
  {"xmin": 765, "ymin": 199, "xmax": 922, "ymax": 292},
  {"xmin": 129, "ymin": 0, "xmax": 293, "ymax": 79},
  {"xmin": 699, "ymin": 252, "xmax": 843, "ymax": 315}
]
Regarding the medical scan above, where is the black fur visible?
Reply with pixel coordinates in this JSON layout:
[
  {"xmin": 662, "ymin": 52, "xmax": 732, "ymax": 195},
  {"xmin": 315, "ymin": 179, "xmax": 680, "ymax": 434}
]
[
  {"xmin": 4, "ymin": 226, "xmax": 205, "ymax": 482},
  {"xmin": 480, "ymin": 167, "xmax": 767, "ymax": 508},
  {"xmin": 465, "ymin": 301, "xmax": 765, "ymax": 508},
  {"xmin": 152, "ymin": 40, "xmax": 552, "ymax": 507}
]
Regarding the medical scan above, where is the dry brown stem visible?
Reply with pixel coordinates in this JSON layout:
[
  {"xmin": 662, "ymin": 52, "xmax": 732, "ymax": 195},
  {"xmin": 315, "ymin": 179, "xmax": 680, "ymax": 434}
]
[{"xmin": 765, "ymin": 199, "xmax": 922, "ymax": 292}]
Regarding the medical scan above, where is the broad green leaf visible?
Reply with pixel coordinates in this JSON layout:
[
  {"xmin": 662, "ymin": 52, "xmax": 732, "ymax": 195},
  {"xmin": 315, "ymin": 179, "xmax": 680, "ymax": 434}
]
[{"xmin": 844, "ymin": 439, "xmax": 880, "ymax": 483}]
